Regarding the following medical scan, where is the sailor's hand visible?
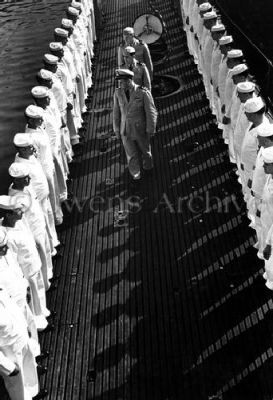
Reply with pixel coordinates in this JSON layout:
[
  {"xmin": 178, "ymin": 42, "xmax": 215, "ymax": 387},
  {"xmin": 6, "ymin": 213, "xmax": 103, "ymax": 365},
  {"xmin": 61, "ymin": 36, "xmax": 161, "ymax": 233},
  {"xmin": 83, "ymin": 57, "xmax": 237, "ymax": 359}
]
[{"xmin": 263, "ymin": 244, "xmax": 272, "ymax": 260}]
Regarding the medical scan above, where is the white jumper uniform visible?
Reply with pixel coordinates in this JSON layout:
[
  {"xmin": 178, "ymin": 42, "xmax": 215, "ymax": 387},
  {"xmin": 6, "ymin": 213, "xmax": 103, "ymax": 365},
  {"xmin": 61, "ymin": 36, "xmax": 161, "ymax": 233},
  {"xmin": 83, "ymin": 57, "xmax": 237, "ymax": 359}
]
[
  {"xmin": 210, "ymin": 42, "xmax": 222, "ymax": 123},
  {"xmin": 0, "ymin": 288, "xmax": 39, "ymax": 400},
  {"xmin": 2, "ymin": 220, "xmax": 49, "ymax": 330},
  {"xmin": 0, "ymin": 249, "xmax": 39, "ymax": 356},
  {"xmin": 240, "ymin": 117, "xmax": 270, "ymax": 199},
  {"xmin": 43, "ymin": 105, "xmax": 68, "ymax": 202},
  {"xmin": 56, "ymin": 60, "xmax": 80, "ymax": 144},
  {"xmin": 9, "ymin": 185, "xmax": 53, "ymax": 290},
  {"xmin": 258, "ymin": 175, "xmax": 273, "ymax": 286},
  {"xmin": 25, "ymin": 125, "xmax": 63, "ymax": 225},
  {"xmin": 14, "ymin": 154, "xmax": 59, "ymax": 254}
]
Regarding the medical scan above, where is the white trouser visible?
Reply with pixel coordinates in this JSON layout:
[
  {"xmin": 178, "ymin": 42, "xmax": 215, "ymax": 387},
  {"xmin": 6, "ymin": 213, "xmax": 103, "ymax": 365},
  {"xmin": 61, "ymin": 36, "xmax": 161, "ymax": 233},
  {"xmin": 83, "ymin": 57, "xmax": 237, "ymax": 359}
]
[
  {"xmin": 35, "ymin": 232, "xmax": 53, "ymax": 290},
  {"xmin": 40, "ymin": 197, "xmax": 59, "ymax": 254},
  {"xmin": 28, "ymin": 271, "xmax": 49, "ymax": 330},
  {"xmin": 2, "ymin": 342, "xmax": 39, "ymax": 400}
]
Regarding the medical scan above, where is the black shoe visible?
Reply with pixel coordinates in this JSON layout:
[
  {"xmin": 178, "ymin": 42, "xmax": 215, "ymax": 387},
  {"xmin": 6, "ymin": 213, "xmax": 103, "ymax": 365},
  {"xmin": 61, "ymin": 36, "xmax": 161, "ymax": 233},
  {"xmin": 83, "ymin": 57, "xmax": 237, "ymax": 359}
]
[
  {"xmin": 36, "ymin": 351, "xmax": 49, "ymax": 363},
  {"xmin": 49, "ymin": 275, "xmax": 60, "ymax": 283},
  {"xmin": 37, "ymin": 365, "xmax": 48, "ymax": 376},
  {"xmin": 40, "ymin": 323, "xmax": 55, "ymax": 334},
  {"xmin": 47, "ymin": 283, "xmax": 58, "ymax": 292},
  {"xmin": 53, "ymin": 252, "xmax": 63, "ymax": 259},
  {"xmin": 33, "ymin": 389, "xmax": 48, "ymax": 400},
  {"xmin": 47, "ymin": 310, "xmax": 57, "ymax": 318}
]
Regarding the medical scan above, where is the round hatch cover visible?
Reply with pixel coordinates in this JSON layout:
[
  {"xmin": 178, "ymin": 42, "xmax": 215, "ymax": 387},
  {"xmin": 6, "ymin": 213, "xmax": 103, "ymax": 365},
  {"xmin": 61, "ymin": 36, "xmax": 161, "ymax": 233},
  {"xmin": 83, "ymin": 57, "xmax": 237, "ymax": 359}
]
[{"xmin": 133, "ymin": 14, "xmax": 163, "ymax": 44}]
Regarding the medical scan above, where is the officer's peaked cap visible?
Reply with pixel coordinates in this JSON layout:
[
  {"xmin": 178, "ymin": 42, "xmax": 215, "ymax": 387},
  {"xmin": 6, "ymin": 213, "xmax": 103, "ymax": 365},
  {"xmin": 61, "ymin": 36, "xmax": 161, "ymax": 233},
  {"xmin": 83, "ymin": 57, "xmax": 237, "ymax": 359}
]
[{"xmin": 115, "ymin": 69, "xmax": 134, "ymax": 80}]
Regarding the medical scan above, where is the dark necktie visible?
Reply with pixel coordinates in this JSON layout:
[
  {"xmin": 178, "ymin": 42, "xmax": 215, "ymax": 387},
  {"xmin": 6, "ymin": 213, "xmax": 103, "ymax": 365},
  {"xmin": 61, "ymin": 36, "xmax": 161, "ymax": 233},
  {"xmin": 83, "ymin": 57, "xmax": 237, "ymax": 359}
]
[{"xmin": 125, "ymin": 90, "xmax": 130, "ymax": 102}]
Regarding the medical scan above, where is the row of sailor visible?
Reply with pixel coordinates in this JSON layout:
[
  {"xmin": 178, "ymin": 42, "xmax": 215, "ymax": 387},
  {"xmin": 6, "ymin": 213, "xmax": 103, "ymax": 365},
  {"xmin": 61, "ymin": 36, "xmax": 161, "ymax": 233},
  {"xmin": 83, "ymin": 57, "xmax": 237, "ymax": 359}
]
[
  {"xmin": 180, "ymin": 0, "xmax": 273, "ymax": 290},
  {"xmin": 0, "ymin": 1, "xmax": 96, "ymax": 399}
]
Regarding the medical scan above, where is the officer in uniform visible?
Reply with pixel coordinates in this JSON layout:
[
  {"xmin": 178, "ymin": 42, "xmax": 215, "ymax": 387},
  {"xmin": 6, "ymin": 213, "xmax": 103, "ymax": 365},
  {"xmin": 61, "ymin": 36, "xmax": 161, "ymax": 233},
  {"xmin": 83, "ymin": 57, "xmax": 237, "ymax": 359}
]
[
  {"xmin": 121, "ymin": 46, "xmax": 151, "ymax": 91},
  {"xmin": 113, "ymin": 69, "xmax": 157, "ymax": 180},
  {"xmin": 118, "ymin": 27, "xmax": 153, "ymax": 80}
]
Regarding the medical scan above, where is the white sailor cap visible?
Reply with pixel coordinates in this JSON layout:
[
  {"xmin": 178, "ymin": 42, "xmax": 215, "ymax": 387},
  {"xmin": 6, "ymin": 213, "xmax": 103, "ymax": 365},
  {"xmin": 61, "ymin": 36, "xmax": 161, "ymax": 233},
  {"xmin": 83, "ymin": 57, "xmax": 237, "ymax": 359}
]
[
  {"xmin": 13, "ymin": 133, "xmax": 33, "ymax": 147},
  {"xmin": 0, "ymin": 195, "xmax": 13, "ymax": 210},
  {"xmin": 237, "ymin": 81, "xmax": 255, "ymax": 93},
  {"xmin": 227, "ymin": 49, "xmax": 243, "ymax": 59},
  {"xmin": 43, "ymin": 53, "xmax": 59, "ymax": 64},
  {"xmin": 9, "ymin": 162, "xmax": 30, "ymax": 178},
  {"xmin": 203, "ymin": 11, "xmax": 217, "ymax": 20},
  {"xmin": 115, "ymin": 68, "xmax": 134, "ymax": 80},
  {"xmin": 211, "ymin": 23, "xmax": 225, "ymax": 32},
  {"xmin": 262, "ymin": 146, "xmax": 273, "ymax": 163},
  {"xmin": 62, "ymin": 18, "xmax": 74, "ymax": 29},
  {"xmin": 0, "ymin": 228, "xmax": 7, "ymax": 247},
  {"xmin": 25, "ymin": 104, "xmax": 44, "ymax": 119},
  {"xmin": 219, "ymin": 35, "xmax": 233, "ymax": 46},
  {"xmin": 199, "ymin": 3, "xmax": 212, "ymax": 12},
  {"xmin": 257, "ymin": 124, "xmax": 273, "ymax": 138},
  {"xmin": 231, "ymin": 64, "xmax": 248, "ymax": 76},
  {"xmin": 71, "ymin": 1, "xmax": 82, "ymax": 10},
  {"xmin": 54, "ymin": 28, "xmax": 69, "ymax": 38},
  {"xmin": 67, "ymin": 6, "xmax": 79, "ymax": 16},
  {"xmin": 49, "ymin": 43, "xmax": 63, "ymax": 53},
  {"xmin": 123, "ymin": 27, "xmax": 134, "ymax": 35},
  {"xmin": 124, "ymin": 46, "xmax": 136, "ymax": 55},
  {"xmin": 37, "ymin": 69, "xmax": 53, "ymax": 81},
  {"xmin": 0, "ymin": 195, "xmax": 30, "ymax": 211},
  {"xmin": 31, "ymin": 86, "xmax": 49, "ymax": 98},
  {"xmin": 244, "ymin": 97, "xmax": 264, "ymax": 113}
]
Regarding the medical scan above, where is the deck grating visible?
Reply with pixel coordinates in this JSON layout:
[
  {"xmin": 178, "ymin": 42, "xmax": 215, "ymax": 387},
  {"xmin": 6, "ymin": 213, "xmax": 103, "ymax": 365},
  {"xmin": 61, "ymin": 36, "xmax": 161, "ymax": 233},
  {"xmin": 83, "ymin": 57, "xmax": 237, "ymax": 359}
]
[{"xmin": 42, "ymin": 0, "xmax": 273, "ymax": 398}]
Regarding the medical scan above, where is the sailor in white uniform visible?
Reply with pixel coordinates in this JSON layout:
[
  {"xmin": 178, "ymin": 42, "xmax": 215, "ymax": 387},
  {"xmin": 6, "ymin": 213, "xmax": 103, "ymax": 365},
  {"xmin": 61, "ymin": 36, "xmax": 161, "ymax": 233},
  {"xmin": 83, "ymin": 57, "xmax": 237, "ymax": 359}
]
[
  {"xmin": 24, "ymin": 104, "xmax": 63, "ymax": 226},
  {"xmin": 12, "ymin": 133, "xmax": 59, "ymax": 257},
  {"xmin": 43, "ymin": 51, "xmax": 79, "ymax": 146},
  {"xmin": 31, "ymin": 85, "xmax": 68, "ymax": 203},
  {"xmin": 0, "ymin": 193, "xmax": 49, "ymax": 331},
  {"xmin": 241, "ymin": 97, "xmax": 269, "ymax": 202},
  {"xmin": 258, "ymin": 147, "xmax": 273, "ymax": 290},
  {"xmin": 233, "ymin": 81, "xmax": 256, "ymax": 172},
  {"xmin": 0, "ymin": 287, "xmax": 40, "ymax": 400},
  {"xmin": 8, "ymin": 162, "xmax": 53, "ymax": 291}
]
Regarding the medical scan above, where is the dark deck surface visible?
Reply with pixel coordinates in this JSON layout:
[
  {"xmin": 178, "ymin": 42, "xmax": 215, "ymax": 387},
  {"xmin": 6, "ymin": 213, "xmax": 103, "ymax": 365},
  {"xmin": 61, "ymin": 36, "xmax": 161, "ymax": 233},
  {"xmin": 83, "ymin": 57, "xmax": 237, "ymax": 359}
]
[{"xmin": 2, "ymin": 0, "xmax": 273, "ymax": 399}]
